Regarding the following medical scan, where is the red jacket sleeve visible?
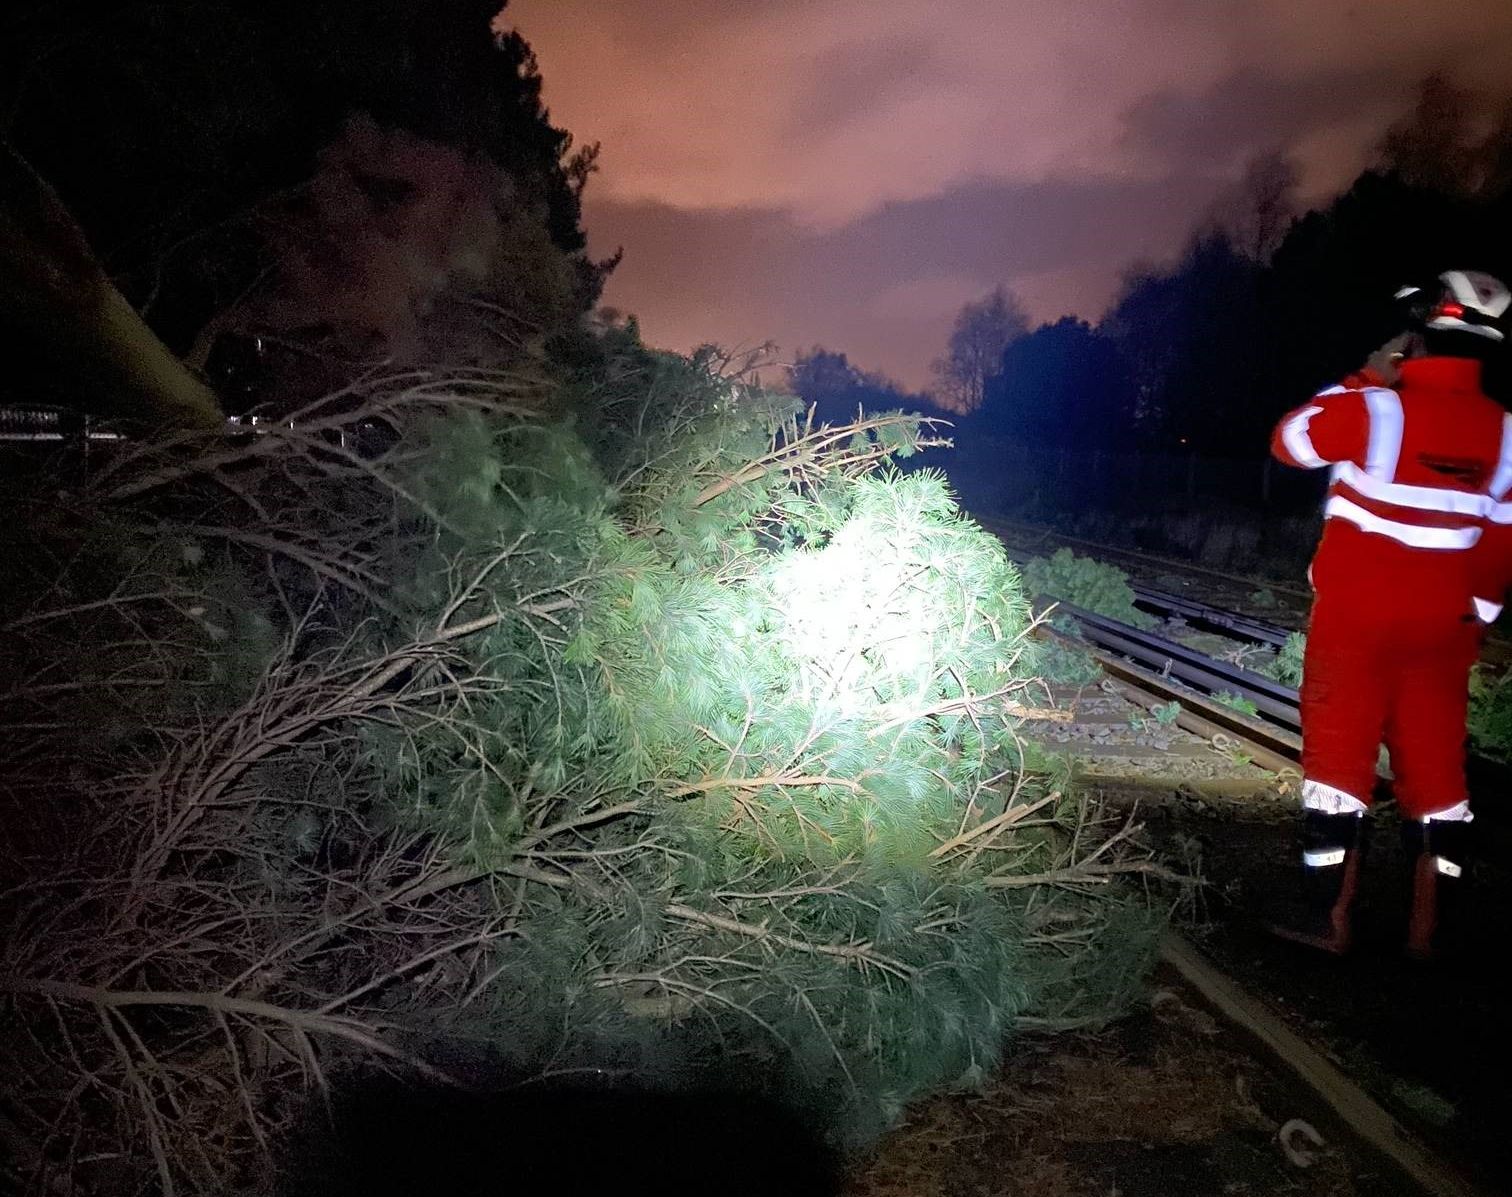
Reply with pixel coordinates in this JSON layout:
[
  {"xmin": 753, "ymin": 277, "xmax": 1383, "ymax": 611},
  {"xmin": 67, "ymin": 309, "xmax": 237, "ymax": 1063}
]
[{"xmin": 1271, "ymin": 383, "xmax": 1373, "ymax": 470}]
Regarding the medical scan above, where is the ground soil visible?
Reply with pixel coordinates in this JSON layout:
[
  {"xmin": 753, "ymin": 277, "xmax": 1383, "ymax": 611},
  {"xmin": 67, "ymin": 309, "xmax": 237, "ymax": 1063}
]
[
  {"xmin": 1149, "ymin": 802, "xmax": 1512, "ymax": 1195},
  {"xmin": 847, "ymin": 968, "xmax": 1414, "ymax": 1197}
]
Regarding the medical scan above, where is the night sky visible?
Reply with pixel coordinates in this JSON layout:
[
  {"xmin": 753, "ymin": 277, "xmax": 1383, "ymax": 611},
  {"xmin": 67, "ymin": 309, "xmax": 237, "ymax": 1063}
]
[{"xmin": 505, "ymin": 0, "xmax": 1512, "ymax": 388}]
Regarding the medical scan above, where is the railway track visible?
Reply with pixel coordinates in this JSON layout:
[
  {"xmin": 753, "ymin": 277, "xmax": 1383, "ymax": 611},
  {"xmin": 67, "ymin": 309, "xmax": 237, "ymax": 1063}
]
[
  {"xmin": 1005, "ymin": 545, "xmax": 1507, "ymax": 1197},
  {"xmin": 1057, "ymin": 600, "xmax": 1301, "ymax": 730}
]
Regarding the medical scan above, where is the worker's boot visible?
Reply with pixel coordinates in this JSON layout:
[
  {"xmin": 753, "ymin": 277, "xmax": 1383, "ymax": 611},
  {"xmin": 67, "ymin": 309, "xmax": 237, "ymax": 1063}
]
[
  {"xmin": 1266, "ymin": 810, "xmax": 1365, "ymax": 955},
  {"xmin": 1403, "ymin": 816, "xmax": 1472, "ymax": 962}
]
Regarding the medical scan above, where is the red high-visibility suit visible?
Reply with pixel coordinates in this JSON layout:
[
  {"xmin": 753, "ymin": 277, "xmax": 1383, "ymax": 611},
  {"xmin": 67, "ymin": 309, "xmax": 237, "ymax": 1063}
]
[{"xmin": 1272, "ymin": 357, "xmax": 1512, "ymax": 822}]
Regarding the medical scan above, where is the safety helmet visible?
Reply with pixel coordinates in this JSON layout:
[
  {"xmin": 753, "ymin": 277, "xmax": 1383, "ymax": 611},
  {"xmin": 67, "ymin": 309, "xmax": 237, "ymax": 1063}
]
[{"xmin": 1395, "ymin": 271, "xmax": 1510, "ymax": 343}]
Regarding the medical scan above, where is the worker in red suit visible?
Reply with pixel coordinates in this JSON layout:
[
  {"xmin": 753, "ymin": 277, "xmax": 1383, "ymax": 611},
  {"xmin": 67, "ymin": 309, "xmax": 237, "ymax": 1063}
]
[{"xmin": 1269, "ymin": 270, "xmax": 1512, "ymax": 958}]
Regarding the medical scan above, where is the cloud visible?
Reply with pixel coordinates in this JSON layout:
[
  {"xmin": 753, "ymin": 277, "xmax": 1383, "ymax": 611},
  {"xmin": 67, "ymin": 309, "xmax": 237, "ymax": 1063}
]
[
  {"xmin": 586, "ymin": 167, "xmax": 1231, "ymax": 388},
  {"xmin": 1119, "ymin": 68, "xmax": 1392, "ymax": 172},
  {"xmin": 502, "ymin": 0, "xmax": 1512, "ymax": 382},
  {"xmin": 512, "ymin": 0, "xmax": 1512, "ymax": 219},
  {"xmin": 867, "ymin": 275, "xmax": 983, "ymax": 324}
]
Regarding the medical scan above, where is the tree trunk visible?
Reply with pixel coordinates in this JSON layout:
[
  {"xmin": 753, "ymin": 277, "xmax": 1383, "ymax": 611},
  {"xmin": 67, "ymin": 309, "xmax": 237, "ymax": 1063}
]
[{"xmin": 0, "ymin": 142, "xmax": 222, "ymax": 429}]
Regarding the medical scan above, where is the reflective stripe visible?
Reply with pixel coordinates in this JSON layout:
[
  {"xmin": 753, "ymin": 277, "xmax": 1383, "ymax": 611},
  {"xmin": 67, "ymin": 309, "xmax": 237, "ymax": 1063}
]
[
  {"xmin": 1362, "ymin": 387, "xmax": 1404, "ymax": 479},
  {"xmin": 1333, "ymin": 462, "xmax": 1492, "ymax": 517},
  {"xmin": 1491, "ymin": 413, "xmax": 1512, "ymax": 500},
  {"xmin": 1435, "ymin": 856, "xmax": 1464, "ymax": 878},
  {"xmin": 1324, "ymin": 495, "xmax": 1481, "ymax": 550},
  {"xmin": 1490, "ymin": 501, "xmax": 1512, "ymax": 525},
  {"xmin": 1302, "ymin": 779, "xmax": 1368, "ymax": 815},
  {"xmin": 1427, "ymin": 313, "xmax": 1505, "ymax": 342},
  {"xmin": 1303, "ymin": 848, "xmax": 1347, "ymax": 868},
  {"xmin": 1422, "ymin": 800, "xmax": 1474, "ymax": 824},
  {"xmin": 1280, "ymin": 406, "xmax": 1326, "ymax": 468},
  {"xmin": 1474, "ymin": 598, "xmax": 1503, "ymax": 623}
]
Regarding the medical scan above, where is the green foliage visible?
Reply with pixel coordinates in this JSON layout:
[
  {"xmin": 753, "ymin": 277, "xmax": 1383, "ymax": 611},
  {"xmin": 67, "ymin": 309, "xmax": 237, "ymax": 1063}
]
[
  {"xmin": 1210, "ymin": 690, "xmax": 1260, "ymax": 717},
  {"xmin": 1469, "ymin": 666, "xmax": 1512, "ymax": 763},
  {"xmin": 1036, "ymin": 636, "xmax": 1102, "ymax": 686},
  {"xmin": 1021, "ymin": 548, "xmax": 1155, "ymax": 629},
  {"xmin": 365, "ymin": 344, "xmax": 1161, "ymax": 1138},
  {"xmin": 1259, "ymin": 630, "xmax": 1306, "ymax": 689},
  {"xmin": 1248, "ymin": 587, "xmax": 1278, "ymax": 609},
  {"xmin": 1152, "ymin": 701, "xmax": 1182, "ymax": 726}
]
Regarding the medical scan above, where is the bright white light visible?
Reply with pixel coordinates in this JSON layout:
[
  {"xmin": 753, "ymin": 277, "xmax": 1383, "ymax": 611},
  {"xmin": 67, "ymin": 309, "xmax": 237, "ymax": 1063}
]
[{"xmin": 767, "ymin": 512, "xmax": 937, "ymax": 720}]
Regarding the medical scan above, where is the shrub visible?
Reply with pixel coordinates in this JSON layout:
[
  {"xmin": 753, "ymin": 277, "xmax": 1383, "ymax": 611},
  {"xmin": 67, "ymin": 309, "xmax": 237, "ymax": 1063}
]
[
  {"xmin": 1469, "ymin": 665, "xmax": 1512, "ymax": 762},
  {"xmin": 1020, "ymin": 548, "xmax": 1155, "ymax": 629}
]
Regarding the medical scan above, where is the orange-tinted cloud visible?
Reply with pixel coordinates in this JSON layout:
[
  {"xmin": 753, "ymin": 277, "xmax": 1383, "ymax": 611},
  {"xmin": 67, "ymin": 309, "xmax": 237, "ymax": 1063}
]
[{"xmin": 504, "ymin": 0, "xmax": 1512, "ymax": 386}]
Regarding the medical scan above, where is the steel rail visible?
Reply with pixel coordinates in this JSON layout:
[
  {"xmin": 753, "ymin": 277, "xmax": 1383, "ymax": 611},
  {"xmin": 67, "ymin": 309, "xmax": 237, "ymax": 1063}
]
[
  {"xmin": 1127, "ymin": 582, "xmax": 1295, "ymax": 647},
  {"xmin": 1055, "ymin": 602, "xmax": 1302, "ymax": 730},
  {"xmin": 1090, "ymin": 653, "xmax": 1302, "ymax": 774},
  {"xmin": 1160, "ymin": 933, "xmax": 1491, "ymax": 1197},
  {"xmin": 1042, "ymin": 597, "xmax": 1497, "ymax": 1196}
]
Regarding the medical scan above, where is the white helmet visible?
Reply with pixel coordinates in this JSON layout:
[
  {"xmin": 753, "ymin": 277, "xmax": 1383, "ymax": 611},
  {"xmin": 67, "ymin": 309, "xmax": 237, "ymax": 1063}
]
[{"xmin": 1396, "ymin": 271, "xmax": 1510, "ymax": 343}]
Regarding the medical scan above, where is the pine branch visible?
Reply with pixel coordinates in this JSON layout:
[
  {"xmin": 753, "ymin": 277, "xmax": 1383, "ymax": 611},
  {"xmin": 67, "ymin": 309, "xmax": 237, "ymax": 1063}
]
[
  {"xmin": 690, "ymin": 414, "xmax": 944, "ymax": 508},
  {"xmin": 668, "ymin": 773, "xmax": 864, "ymax": 797},
  {"xmin": 1, "ymin": 977, "xmax": 460, "ymax": 1083},
  {"xmin": 928, "ymin": 793, "xmax": 1059, "ymax": 860},
  {"xmin": 662, "ymin": 904, "xmax": 915, "ymax": 979},
  {"xmin": 985, "ymin": 859, "xmax": 1192, "ymax": 888}
]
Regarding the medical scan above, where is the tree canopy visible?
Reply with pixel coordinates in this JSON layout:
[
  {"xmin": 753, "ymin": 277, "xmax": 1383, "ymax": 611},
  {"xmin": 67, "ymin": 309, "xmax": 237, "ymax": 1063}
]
[{"xmin": 789, "ymin": 347, "xmax": 943, "ymax": 427}]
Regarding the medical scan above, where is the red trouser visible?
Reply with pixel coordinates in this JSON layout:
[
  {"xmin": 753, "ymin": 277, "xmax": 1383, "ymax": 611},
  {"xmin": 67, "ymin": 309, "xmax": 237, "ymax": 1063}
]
[{"xmin": 1301, "ymin": 597, "xmax": 1479, "ymax": 819}]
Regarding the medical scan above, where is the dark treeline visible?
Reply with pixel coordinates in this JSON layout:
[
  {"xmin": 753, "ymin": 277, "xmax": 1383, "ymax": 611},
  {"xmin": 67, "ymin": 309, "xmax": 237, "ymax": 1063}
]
[
  {"xmin": 793, "ymin": 76, "xmax": 1512, "ymax": 472},
  {"xmin": 787, "ymin": 347, "xmax": 936, "ymax": 429}
]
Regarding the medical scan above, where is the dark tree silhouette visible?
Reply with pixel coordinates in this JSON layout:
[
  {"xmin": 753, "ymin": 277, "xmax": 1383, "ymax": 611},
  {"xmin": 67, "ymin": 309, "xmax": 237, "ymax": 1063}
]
[
  {"xmin": 931, "ymin": 287, "xmax": 1030, "ymax": 413},
  {"xmin": 1206, "ymin": 150, "xmax": 1301, "ymax": 263},
  {"xmin": 1099, "ymin": 234, "xmax": 1264, "ymax": 452},
  {"xmin": 975, "ymin": 318, "xmax": 1137, "ymax": 450},
  {"xmin": 944, "ymin": 76, "xmax": 1512, "ymax": 482},
  {"xmin": 789, "ymin": 347, "xmax": 941, "ymax": 427}
]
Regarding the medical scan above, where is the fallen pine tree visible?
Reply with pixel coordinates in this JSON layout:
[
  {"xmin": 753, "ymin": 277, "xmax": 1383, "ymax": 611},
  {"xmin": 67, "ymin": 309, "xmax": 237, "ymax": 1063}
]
[{"xmin": 0, "ymin": 332, "xmax": 1174, "ymax": 1193}]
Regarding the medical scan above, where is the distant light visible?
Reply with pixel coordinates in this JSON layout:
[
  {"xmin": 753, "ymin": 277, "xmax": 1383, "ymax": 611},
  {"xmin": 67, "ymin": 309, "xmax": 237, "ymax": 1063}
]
[{"xmin": 1179, "ymin": 437, "xmax": 1188, "ymax": 445}]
